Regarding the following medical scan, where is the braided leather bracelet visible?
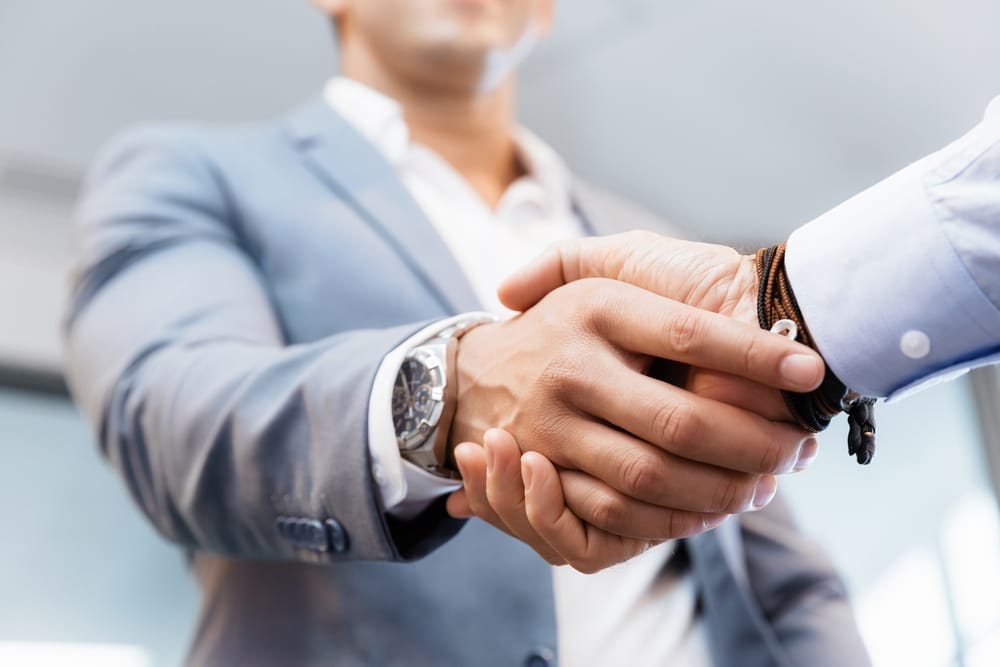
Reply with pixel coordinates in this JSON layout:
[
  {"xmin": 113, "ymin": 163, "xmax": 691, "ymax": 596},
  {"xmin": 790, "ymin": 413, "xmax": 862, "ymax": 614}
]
[{"xmin": 755, "ymin": 244, "xmax": 877, "ymax": 465}]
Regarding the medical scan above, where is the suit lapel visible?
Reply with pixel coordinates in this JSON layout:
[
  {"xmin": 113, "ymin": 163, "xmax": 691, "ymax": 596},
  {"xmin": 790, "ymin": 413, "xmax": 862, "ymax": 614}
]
[
  {"xmin": 688, "ymin": 521, "xmax": 791, "ymax": 667},
  {"xmin": 285, "ymin": 99, "xmax": 481, "ymax": 315}
]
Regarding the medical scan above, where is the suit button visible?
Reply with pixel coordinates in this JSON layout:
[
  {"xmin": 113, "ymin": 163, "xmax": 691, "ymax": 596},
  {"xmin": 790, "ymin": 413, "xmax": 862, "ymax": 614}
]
[
  {"xmin": 523, "ymin": 647, "xmax": 555, "ymax": 667},
  {"xmin": 276, "ymin": 517, "xmax": 329, "ymax": 553},
  {"xmin": 325, "ymin": 519, "xmax": 349, "ymax": 553}
]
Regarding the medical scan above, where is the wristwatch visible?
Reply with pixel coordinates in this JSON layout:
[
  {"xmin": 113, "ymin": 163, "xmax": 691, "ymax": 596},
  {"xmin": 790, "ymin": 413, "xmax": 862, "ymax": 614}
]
[{"xmin": 392, "ymin": 314, "xmax": 497, "ymax": 479}]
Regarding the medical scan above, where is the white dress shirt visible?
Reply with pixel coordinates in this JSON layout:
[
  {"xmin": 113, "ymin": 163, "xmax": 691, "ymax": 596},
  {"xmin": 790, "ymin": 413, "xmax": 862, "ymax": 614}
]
[
  {"xmin": 325, "ymin": 77, "xmax": 713, "ymax": 667},
  {"xmin": 788, "ymin": 96, "xmax": 1000, "ymax": 401}
]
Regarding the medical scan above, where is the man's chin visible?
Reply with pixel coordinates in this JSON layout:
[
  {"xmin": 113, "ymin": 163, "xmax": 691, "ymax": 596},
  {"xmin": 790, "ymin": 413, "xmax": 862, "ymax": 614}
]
[
  {"xmin": 421, "ymin": 25, "xmax": 505, "ymax": 56},
  {"xmin": 399, "ymin": 21, "xmax": 527, "ymax": 92},
  {"xmin": 410, "ymin": 43, "xmax": 491, "ymax": 87},
  {"xmin": 444, "ymin": 0, "xmax": 496, "ymax": 14}
]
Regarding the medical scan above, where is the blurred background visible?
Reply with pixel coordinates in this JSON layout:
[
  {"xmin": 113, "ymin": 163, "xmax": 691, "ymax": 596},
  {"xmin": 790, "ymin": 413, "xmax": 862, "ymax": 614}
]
[{"xmin": 2, "ymin": 1, "xmax": 999, "ymax": 665}]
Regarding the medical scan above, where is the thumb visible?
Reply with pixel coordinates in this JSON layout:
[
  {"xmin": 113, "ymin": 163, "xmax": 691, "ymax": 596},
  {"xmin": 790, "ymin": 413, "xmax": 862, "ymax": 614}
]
[
  {"xmin": 497, "ymin": 232, "xmax": 666, "ymax": 312},
  {"xmin": 498, "ymin": 244, "xmax": 574, "ymax": 312}
]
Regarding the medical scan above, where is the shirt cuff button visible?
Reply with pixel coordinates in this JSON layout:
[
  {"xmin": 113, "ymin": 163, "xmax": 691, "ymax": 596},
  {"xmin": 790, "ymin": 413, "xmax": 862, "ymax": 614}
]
[{"xmin": 900, "ymin": 330, "xmax": 931, "ymax": 359}]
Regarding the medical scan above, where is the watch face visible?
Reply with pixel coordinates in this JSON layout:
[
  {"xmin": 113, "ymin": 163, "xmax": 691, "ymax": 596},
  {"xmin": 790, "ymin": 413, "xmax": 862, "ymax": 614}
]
[{"xmin": 393, "ymin": 357, "xmax": 438, "ymax": 447}]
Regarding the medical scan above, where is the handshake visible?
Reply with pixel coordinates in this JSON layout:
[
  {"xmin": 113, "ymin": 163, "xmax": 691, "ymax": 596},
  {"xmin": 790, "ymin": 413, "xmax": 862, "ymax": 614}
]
[{"xmin": 444, "ymin": 231, "xmax": 828, "ymax": 573}]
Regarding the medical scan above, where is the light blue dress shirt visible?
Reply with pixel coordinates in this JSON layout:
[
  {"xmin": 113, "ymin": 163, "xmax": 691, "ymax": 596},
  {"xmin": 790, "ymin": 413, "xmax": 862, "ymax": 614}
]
[{"xmin": 787, "ymin": 96, "xmax": 1000, "ymax": 400}]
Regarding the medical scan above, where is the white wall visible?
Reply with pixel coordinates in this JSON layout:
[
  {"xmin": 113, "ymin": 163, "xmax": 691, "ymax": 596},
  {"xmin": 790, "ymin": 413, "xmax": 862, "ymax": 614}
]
[
  {"xmin": 1, "ymin": 0, "xmax": 999, "ymax": 369},
  {"xmin": 0, "ymin": 196, "xmax": 70, "ymax": 371},
  {"xmin": 0, "ymin": 0, "xmax": 334, "ymax": 370}
]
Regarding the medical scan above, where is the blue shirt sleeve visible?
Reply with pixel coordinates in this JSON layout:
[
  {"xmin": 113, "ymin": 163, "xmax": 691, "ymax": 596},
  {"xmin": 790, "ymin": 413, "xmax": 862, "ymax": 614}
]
[{"xmin": 786, "ymin": 97, "xmax": 1000, "ymax": 399}]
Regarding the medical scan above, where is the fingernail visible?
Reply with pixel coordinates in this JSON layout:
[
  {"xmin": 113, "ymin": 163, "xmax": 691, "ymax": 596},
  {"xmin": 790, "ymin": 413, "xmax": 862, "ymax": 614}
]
[
  {"xmin": 779, "ymin": 354, "xmax": 823, "ymax": 389},
  {"xmin": 703, "ymin": 514, "xmax": 728, "ymax": 530},
  {"xmin": 751, "ymin": 475, "xmax": 777, "ymax": 510},
  {"xmin": 521, "ymin": 458, "xmax": 535, "ymax": 491},
  {"xmin": 793, "ymin": 438, "xmax": 819, "ymax": 472}
]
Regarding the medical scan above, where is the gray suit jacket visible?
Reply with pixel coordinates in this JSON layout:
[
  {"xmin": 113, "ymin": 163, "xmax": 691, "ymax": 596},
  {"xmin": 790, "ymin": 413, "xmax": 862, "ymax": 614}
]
[{"xmin": 65, "ymin": 99, "xmax": 871, "ymax": 667}]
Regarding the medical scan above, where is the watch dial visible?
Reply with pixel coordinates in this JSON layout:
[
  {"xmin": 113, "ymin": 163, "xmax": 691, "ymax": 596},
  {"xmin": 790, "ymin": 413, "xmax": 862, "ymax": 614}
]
[{"xmin": 393, "ymin": 358, "xmax": 435, "ymax": 442}]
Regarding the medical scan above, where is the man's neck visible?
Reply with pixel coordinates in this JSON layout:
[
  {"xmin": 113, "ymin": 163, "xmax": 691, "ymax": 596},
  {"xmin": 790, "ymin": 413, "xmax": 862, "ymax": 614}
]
[{"xmin": 342, "ymin": 53, "xmax": 524, "ymax": 208}]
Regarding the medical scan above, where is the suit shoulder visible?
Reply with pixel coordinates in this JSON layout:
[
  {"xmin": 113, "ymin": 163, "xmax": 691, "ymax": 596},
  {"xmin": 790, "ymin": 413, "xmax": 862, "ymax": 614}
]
[{"xmin": 91, "ymin": 118, "xmax": 283, "ymax": 178}]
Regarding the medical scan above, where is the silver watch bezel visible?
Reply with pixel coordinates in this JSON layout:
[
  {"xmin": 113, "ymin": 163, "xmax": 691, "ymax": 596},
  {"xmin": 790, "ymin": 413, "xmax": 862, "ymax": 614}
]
[{"xmin": 394, "ymin": 344, "xmax": 447, "ymax": 452}]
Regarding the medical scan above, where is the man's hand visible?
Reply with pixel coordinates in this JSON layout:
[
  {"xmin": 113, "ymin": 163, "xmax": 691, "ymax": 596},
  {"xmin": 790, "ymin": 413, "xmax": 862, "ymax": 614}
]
[
  {"xmin": 498, "ymin": 231, "xmax": 814, "ymax": 424},
  {"xmin": 451, "ymin": 276, "xmax": 823, "ymax": 532},
  {"xmin": 446, "ymin": 429, "xmax": 731, "ymax": 573}
]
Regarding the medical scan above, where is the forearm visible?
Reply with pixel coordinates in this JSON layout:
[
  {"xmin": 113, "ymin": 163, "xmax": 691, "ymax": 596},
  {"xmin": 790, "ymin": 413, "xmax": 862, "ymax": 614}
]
[{"xmin": 75, "ymin": 321, "xmax": 438, "ymax": 563}]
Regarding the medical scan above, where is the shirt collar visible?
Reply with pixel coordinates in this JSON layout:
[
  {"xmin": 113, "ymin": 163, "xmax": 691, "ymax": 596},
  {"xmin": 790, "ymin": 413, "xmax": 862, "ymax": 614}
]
[
  {"xmin": 510, "ymin": 127, "xmax": 573, "ymax": 219},
  {"xmin": 323, "ymin": 76, "xmax": 573, "ymax": 218}
]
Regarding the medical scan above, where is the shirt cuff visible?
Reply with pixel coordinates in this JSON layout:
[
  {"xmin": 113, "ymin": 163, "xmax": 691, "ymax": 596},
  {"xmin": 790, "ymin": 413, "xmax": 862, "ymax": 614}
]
[
  {"xmin": 786, "ymin": 120, "xmax": 1000, "ymax": 399},
  {"xmin": 367, "ymin": 314, "xmax": 494, "ymax": 520}
]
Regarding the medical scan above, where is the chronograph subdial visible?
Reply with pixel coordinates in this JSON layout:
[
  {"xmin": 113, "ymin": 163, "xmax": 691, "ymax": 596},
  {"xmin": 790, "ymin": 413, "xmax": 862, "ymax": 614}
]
[{"xmin": 392, "ymin": 349, "xmax": 447, "ymax": 451}]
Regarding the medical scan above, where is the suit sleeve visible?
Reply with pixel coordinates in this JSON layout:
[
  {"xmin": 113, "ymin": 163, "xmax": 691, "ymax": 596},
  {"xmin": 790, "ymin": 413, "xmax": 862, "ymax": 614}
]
[
  {"xmin": 65, "ymin": 127, "xmax": 463, "ymax": 564},
  {"xmin": 786, "ymin": 96, "xmax": 1000, "ymax": 399}
]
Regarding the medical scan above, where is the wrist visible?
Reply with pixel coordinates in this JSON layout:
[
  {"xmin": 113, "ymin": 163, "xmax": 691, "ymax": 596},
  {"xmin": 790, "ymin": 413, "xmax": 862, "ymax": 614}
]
[
  {"xmin": 728, "ymin": 254, "xmax": 761, "ymax": 324},
  {"xmin": 449, "ymin": 321, "xmax": 498, "ymax": 455},
  {"xmin": 393, "ymin": 313, "xmax": 498, "ymax": 479}
]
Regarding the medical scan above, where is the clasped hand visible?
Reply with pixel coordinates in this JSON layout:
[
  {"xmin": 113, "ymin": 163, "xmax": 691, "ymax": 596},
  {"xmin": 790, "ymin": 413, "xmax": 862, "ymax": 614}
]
[{"xmin": 446, "ymin": 232, "xmax": 823, "ymax": 573}]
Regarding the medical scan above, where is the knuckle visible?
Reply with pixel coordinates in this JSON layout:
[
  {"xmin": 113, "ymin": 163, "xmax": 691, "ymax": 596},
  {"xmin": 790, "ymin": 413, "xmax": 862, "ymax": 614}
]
[
  {"xmin": 742, "ymin": 334, "xmax": 766, "ymax": 376},
  {"xmin": 587, "ymin": 489, "xmax": 625, "ymax": 530},
  {"xmin": 712, "ymin": 476, "xmax": 750, "ymax": 514},
  {"xmin": 651, "ymin": 400, "xmax": 697, "ymax": 450},
  {"xmin": 576, "ymin": 293, "xmax": 604, "ymax": 331},
  {"xmin": 570, "ymin": 281, "xmax": 619, "ymax": 332},
  {"xmin": 757, "ymin": 439, "xmax": 786, "ymax": 474},
  {"xmin": 665, "ymin": 310, "xmax": 703, "ymax": 356},
  {"xmin": 619, "ymin": 451, "xmax": 662, "ymax": 501},
  {"xmin": 540, "ymin": 351, "xmax": 589, "ymax": 397}
]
